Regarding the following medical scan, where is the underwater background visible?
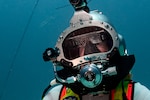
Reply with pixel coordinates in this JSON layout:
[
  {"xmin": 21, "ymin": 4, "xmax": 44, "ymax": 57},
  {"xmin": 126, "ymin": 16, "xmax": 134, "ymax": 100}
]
[{"xmin": 0, "ymin": 0, "xmax": 150, "ymax": 100}]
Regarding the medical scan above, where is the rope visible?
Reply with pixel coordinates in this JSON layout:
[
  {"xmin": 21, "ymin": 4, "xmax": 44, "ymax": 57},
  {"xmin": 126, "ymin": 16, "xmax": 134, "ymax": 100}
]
[{"xmin": 0, "ymin": 0, "xmax": 40, "ymax": 99}]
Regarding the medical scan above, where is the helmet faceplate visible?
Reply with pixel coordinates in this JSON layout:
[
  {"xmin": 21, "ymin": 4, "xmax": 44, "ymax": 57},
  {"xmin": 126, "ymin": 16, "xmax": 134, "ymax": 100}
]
[{"xmin": 55, "ymin": 10, "xmax": 120, "ymax": 68}]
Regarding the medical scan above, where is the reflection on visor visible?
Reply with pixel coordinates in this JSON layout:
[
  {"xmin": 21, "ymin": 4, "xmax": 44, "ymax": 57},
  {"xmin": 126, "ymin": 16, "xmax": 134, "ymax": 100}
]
[{"xmin": 62, "ymin": 26, "xmax": 113, "ymax": 60}]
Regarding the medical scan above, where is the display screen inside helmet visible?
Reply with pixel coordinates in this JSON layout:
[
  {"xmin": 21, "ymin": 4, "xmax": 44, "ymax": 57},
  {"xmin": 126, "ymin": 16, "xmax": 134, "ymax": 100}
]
[{"xmin": 62, "ymin": 26, "xmax": 113, "ymax": 60}]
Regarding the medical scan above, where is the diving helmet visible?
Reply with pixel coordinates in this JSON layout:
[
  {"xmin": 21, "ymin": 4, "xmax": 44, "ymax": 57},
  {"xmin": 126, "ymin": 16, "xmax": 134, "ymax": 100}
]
[{"xmin": 43, "ymin": 9, "xmax": 135, "ymax": 93}]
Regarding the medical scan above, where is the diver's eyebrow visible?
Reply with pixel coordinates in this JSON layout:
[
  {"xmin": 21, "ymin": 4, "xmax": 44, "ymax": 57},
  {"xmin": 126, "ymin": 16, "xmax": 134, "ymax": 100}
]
[{"xmin": 68, "ymin": 30, "xmax": 104, "ymax": 40}]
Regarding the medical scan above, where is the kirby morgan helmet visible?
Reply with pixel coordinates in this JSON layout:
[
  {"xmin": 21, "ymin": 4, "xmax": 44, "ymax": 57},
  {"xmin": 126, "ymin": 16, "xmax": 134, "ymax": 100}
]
[{"xmin": 43, "ymin": 3, "xmax": 135, "ymax": 95}]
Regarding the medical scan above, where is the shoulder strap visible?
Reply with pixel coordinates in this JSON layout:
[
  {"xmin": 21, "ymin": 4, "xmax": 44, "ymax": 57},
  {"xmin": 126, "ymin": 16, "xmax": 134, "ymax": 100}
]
[
  {"xmin": 59, "ymin": 86, "xmax": 67, "ymax": 100},
  {"xmin": 127, "ymin": 81, "xmax": 135, "ymax": 100},
  {"xmin": 59, "ymin": 86, "xmax": 80, "ymax": 100},
  {"xmin": 111, "ymin": 81, "xmax": 135, "ymax": 100}
]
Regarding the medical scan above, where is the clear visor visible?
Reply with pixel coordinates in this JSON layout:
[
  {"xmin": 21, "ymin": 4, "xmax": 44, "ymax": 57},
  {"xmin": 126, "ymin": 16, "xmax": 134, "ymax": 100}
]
[{"xmin": 62, "ymin": 27, "xmax": 113, "ymax": 60}]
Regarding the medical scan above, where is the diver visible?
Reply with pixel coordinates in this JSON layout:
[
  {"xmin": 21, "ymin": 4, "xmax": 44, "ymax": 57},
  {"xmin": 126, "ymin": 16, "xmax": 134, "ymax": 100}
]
[{"xmin": 42, "ymin": 0, "xmax": 150, "ymax": 100}]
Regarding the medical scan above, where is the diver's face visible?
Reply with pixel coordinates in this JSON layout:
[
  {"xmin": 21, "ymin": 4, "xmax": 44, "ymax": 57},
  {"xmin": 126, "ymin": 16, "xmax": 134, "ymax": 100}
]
[
  {"xmin": 96, "ymin": 42, "xmax": 109, "ymax": 52},
  {"xmin": 79, "ymin": 41, "xmax": 109, "ymax": 56}
]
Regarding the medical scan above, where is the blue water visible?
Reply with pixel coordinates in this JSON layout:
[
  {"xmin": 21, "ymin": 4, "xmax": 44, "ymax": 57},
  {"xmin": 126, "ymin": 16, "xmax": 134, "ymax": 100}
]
[{"xmin": 0, "ymin": 0, "xmax": 150, "ymax": 100}]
